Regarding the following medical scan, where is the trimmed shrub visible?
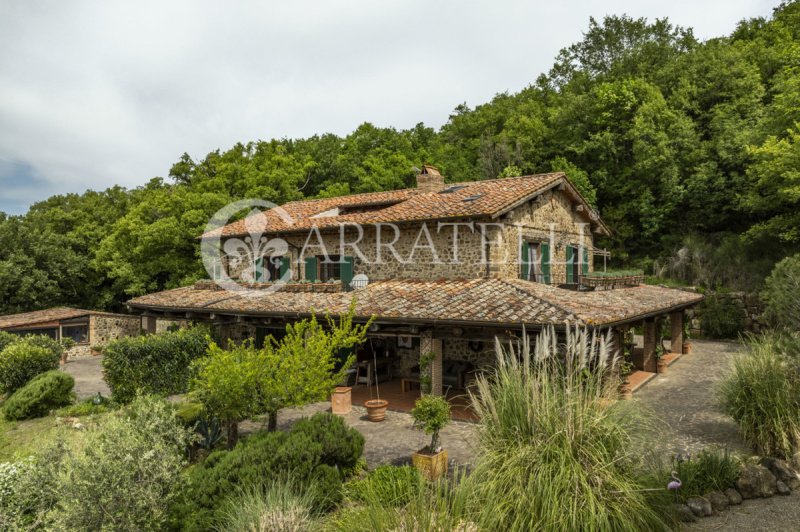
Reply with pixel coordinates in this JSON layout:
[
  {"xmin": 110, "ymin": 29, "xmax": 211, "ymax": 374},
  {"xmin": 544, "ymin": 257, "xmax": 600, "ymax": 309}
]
[
  {"xmin": 762, "ymin": 254, "xmax": 800, "ymax": 330},
  {"xmin": 177, "ymin": 413, "xmax": 362, "ymax": 529},
  {"xmin": 290, "ymin": 412, "xmax": 364, "ymax": 471},
  {"xmin": 719, "ymin": 332, "xmax": 800, "ymax": 458},
  {"xmin": 4, "ymin": 371, "xmax": 74, "ymax": 420},
  {"xmin": 103, "ymin": 326, "xmax": 210, "ymax": 403},
  {"xmin": 701, "ymin": 294, "xmax": 745, "ymax": 339},
  {"xmin": 0, "ymin": 332, "xmax": 17, "ymax": 354},
  {"xmin": 344, "ymin": 465, "xmax": 424, "ymax": 507},
  {"xmin": 0, "ymin": 340, "xmax": 61, "ymax": 394}
]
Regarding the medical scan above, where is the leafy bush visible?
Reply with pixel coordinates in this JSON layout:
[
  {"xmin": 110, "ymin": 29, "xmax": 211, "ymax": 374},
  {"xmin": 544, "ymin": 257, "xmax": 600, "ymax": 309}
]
[
  {"xmin": 177, "ymin": 413, "xmax": 362, "ymax": 529},
  {"xmin": 290, "ymin": 412, "xmax": 364, "ymax": 470},
  {"xmin": 344, "ymin": 465, "xmax": 424, "ymax": 507},
  {"xmin": 215, "ymin": 483, "xmax": 315, "ymax": 532},
  {"xmin": 701, "ymin": 294, "xmax": 745, "ymax": 339},
  {"xmin": 0, "ymin": 339, "xmax": 61, "ymax": 394},
  {"xmin": 762, "ymin": 254, "xmax": 800, "ymax": 330},
  {"xmin": 3, "ymin": 371, "xmax": 74, "ymax": 420},
  {"xmin": 669, "ymin": 449, "xmax": 740, "ymax": 502},
  {"xmin": 52, "ymin": 395, "xmax": 194, "ymax": 530},
  {"xmin": 103, "ymin": 325, "xmax": 210, "ymax": 403},
  {"xmin": 0, "ymin": 332, "xmax": 17, "ymax": 354},
  {"xmin": 465, "ymin": 326, "xmax": 671, "ymax": 530},
  {"xmin": 719, "ymin": 332, "xmax": 800, "ymax": 458}
]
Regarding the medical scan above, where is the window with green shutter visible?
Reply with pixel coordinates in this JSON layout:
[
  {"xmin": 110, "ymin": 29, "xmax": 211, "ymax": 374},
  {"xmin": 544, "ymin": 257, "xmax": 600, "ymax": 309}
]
[
  {"xmin": 541, "ymin": 242, "xmax": 551, "ymax": 284},
  {"xmin": 304, "ymin": 256, "xmax": 318, "ymax": 282},
  {"xmin": 566, "ymin": 246, "xmax": 576, "ymax": 284},
  {"xmin": 341, "ymin": 256, "xmax": 354, "ymax": 288},
  {"xmin": 520, "ymin": 241, "xmax": 530, "ymax": 280},
  {"xmin": 279, "ymin": 256, "xmax": 290, "ymax": 281},
  {"xmin": 582, "ymin": 247, "xmax": 589, "ymax": 277}
]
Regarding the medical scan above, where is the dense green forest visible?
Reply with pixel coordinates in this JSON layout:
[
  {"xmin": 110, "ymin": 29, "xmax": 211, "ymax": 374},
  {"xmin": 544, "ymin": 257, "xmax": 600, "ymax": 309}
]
[{"xmin": 1, "ymin": 2, "xmax": 798, "ymax": 314}]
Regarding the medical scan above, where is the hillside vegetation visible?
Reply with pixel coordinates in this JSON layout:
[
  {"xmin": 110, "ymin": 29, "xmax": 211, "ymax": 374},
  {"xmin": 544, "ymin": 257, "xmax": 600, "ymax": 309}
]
[{"xmin": 1, "ymin": 2, "xmax": 799, "ymax": 313}]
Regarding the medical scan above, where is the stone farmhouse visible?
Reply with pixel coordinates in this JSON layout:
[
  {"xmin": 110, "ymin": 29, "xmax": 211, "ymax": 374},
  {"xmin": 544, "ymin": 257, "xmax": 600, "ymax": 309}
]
[
  {"xmin": 128, "ymin": 166, "xmax": 702, "ymax": 404},
  {"xmin": 0, "ymin": 307, "xmax": 141, "ymax": 358}
]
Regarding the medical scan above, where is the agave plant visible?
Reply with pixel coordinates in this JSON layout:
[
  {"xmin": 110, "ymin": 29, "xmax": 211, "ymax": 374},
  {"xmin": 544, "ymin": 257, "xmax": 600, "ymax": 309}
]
[{"xmin": 196, "ymin": 417, "xmax": 223, "ymax": 451}]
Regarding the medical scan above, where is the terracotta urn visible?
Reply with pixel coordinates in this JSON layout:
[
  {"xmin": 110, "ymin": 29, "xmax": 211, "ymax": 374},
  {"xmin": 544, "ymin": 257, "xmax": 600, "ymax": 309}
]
[
  {"xmin": 364, "ymin": 399, "xmax": 388, "ymax": 422},
  {"xmin": 682, "ymin": 342, "xmax": 693, "ymax": 355},
  {"xmin": 657, "ymin": 358, "xmax": 669, "ymax": 374},
  {"xmin": 412, "ymin": 448, "xmax": 448, "ymax": 481},
  {"xmin": 331, "ymin": 387, "xmax": 352, "ymax": 415}
]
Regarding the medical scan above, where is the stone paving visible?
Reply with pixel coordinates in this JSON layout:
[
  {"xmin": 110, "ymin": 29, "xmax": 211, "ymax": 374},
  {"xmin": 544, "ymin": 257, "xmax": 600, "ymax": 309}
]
[
  {"xmin": 633, "ymin": 339, "xmax": 749, "ymax": 457},
  {"xmin": 62, "ymin": 355, "xmax": 111, "ymax": 400}
]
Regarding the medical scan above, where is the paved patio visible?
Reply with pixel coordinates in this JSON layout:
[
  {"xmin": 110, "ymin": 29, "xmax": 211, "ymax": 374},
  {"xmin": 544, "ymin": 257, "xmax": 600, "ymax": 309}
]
[{"xmin": 61, "ymin": 355, "xmax": 110, "ymax": 400}]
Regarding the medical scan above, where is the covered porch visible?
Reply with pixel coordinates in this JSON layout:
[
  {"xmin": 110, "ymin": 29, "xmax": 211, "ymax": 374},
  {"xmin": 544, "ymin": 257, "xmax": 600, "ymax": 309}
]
[{"xmin": 349, "ymin": 378, "xmax": 477, "ymax": 421}]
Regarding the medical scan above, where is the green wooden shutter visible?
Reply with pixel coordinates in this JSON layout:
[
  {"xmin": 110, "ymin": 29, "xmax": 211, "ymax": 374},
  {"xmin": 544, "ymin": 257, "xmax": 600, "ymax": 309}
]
[
  {"xmin": 254, "ymin": 256, "xmax": 263, "ymax": 282},
  {"xmin": 540, "ymin": 242, "xmax": 551, "ymax": 284},
  {"xmin": 566, "ymin": 246, "xmax": 575, "ymax": 284},
  {"xmin": 304, "ymin": 256, "xmax": 317, "ymax": 282},
  {"xmin": 341, "ymin": 256, "xmax": 354, "ymax": 288},
  {"xmin": 279, "ymin": 256, "xmax": 290, "ymax": 280},
  {"xmin": 582, "ymin": 247, "xmax": 589, "ymax": 277},
  {"xmin": 520, "ymin": 241, "xmax": 530, "ymax": 280}
]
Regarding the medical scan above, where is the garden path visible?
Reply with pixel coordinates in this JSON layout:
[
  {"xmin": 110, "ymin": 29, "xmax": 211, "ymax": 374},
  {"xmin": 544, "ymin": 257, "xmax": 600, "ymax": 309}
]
[
  {"xmin": 633, "ymin": 339, "xmax": 749, "ymax": 457},
  {"xmin": 62, "ymin": 355, "xmax": 111, "ymax": 400}
]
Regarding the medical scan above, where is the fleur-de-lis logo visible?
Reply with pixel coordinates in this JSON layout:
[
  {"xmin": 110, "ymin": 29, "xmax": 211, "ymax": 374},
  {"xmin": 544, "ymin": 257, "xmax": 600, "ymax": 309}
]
[{"xmin": 201, "ymin": 199, "xmax": 295, "ymax": 296}]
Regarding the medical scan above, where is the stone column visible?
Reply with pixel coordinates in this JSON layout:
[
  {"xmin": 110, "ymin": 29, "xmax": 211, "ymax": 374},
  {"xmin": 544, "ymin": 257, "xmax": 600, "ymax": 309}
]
[
  {"xmin": 670, "ymin": 311, "xmax": 684, "ymax": 355},
  {"xmin": 642, "ymin": 318, "xmax": 657, "ymax": 373},
  {"xmin": 419, "ymin": 330, "xmax": 443, "ymax": 396}
]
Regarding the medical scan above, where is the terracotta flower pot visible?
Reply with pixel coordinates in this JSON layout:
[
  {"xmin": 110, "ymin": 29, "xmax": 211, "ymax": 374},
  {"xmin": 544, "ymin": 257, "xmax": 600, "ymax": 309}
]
[
  {"xmin": 364, "ymin": 399, "xmax": 388, "ymax": 422},
  {"xmin": 682, "ymin": 342, "xmax": 692, "ymax": 355},
  {"xmin": 331, "ymin": 387, "xmax": 352, "ymax": 415},
  {"xmin": 618, "ymin": 382, "xmax": 633, "ymax": 400},
  {"xmin": 657, "ymin": 358, "xmax": 668, "ymax": 374},
  {"xmin": 412, "ymin": 448, "xmax": 448, "ymax": 481}
]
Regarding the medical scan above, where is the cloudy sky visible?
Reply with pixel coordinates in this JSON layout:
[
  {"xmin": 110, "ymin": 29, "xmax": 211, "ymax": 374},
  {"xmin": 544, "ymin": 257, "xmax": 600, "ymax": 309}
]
[{"xmin": 0, "ymin": 0, "xmax": 776, "ymax": 214}]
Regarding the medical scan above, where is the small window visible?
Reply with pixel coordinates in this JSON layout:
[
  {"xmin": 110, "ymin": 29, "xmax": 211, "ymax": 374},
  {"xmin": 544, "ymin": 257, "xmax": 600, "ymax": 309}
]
[
  {"xmin": 62, "ymin": 324, "xmax": 89, "ymax": 344},
  {"xmin": 524, "ymin": 242, "xmax": 545, "ymax": 283},
  {"xmin": 318, "ymin": 255, "xmax": 342, "ymax": 282}
]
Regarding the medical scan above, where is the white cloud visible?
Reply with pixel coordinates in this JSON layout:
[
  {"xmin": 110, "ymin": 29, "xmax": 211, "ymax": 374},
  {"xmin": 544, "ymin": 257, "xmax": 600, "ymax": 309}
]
[{"xmin": 0, "ymin": 0, "xmax": 776, "ymax": 214}]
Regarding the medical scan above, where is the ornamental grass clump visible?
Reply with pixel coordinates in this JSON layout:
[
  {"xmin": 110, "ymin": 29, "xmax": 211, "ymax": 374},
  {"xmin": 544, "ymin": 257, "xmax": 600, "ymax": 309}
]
[
  {"xmin": 466, "ymin": 325, "xmax": 671, "ymax": 531},
  {"xmin": 214, "ymin": 482, "xmax": 315, "ymax": 532},
  {"xmin": 719, "ymin": 332, "xmax": 800, "ymax": 459}
]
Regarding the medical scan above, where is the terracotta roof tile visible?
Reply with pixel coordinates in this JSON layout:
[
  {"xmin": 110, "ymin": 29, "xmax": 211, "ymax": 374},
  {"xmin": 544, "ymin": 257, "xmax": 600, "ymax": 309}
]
[
  {"xmin": 127, "ymin": 279, "xmax": 702, "ymax": 328},
  {"xmin": 203, "ymin": 172, "xmax": 607, "ymax": 238},
  {"xmin": 0, "ymin": 307, "xmax": 131, "ymax": 330}
]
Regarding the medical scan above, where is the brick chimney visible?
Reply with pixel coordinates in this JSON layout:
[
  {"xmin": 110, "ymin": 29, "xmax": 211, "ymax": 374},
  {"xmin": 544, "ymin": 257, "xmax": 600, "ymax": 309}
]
[{"xmin": 415, "ymin": 165, "xmax": 445, "ymax": 193}]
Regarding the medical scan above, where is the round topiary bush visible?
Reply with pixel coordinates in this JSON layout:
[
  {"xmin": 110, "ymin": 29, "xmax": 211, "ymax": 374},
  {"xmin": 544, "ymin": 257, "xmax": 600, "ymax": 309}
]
[
  {"xmin": 0, "ymin": 340, "xmax": 62, "ymax": 394},
  {"xmin": 290, "ymin": 412, "xmax": 365, "ymax": 471},
  {"xmin": 4, "ymin": 370, "xmax": 75, "ymax": 420}
]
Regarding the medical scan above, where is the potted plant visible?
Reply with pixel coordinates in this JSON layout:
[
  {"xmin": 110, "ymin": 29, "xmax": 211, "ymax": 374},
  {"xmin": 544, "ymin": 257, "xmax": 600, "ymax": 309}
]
[
  {"xmin": 331, "ymin": 386, "xmax": 352, "ymax": 415},
  {"xmin": 682, "ymin": 320, "xmax": 693, "ymax": 354},
  {"xmin": 411, "ymin": 395, "xmax": 451, "ymax": 481}
]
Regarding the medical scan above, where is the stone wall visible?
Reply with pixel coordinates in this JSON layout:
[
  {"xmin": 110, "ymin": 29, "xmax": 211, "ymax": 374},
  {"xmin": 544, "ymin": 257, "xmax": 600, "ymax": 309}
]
[
  {"xmin": 66, "ymin": 313, "xmax": 141, "ymax": 359},
  {"xmin": 155, "ymin": 318, "xmax": 190, "ymax": 334},
  {"xmin": 686, "ymin": 291, "xmax": 765, "ymax": 335},
  {"xmin": 492, "ymin": 189, "xmax": 596, "ymax": 282},
  {"xmin": 222, "ymin": 188, "xmax": 599, "ymax": 286}
]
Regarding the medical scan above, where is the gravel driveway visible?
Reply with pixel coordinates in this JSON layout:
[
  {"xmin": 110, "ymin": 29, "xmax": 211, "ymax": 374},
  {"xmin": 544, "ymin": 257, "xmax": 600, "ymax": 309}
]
[{"xmin": 61, "ymin": 356, "xmax": 111, "ymax": 400}]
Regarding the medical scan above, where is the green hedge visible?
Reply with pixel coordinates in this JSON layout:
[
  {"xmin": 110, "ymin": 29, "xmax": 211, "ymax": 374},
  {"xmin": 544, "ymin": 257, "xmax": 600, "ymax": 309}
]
[
  {"xmin": 4, "ymin": 370, "xmax": 75, "ymax": 420},
  {"xmin": 103, "ymin": 326, "xmax": 210, "ymax": 403},
  {"xmin": 762, "ymin": 254, "xmax": 800, "ymax": 330},
  {"xmin": 0, "ymin": 338, "xmax": 63, "ymax": 394}
]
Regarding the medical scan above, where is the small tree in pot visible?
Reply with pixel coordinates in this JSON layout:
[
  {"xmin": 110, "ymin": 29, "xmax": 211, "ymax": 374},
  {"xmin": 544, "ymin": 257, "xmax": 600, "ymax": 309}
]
[{"xmin": 411, "ymin": 395, "xmax": 451, "ymax": 480}]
